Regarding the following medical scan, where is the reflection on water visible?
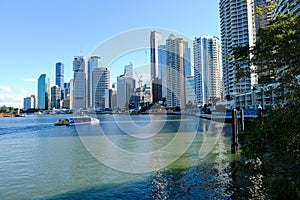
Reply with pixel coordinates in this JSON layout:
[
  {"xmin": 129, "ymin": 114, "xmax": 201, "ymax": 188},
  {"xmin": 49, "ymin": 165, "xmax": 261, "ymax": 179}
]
[{"xmin": 0, "ymin": 114, "xmax": 267, "ymax": 199}]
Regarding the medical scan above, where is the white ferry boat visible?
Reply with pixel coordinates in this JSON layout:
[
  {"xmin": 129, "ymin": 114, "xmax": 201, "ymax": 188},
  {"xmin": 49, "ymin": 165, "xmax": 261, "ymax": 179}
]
[{"xmin": 55, "ymin": 116, "xmax": 100, "ymax": 126}]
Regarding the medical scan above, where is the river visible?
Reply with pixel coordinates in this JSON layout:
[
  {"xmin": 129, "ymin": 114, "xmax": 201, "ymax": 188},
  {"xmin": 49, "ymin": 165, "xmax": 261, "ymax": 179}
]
[{"xmin": 0, "ymin": 114, "xmax": 265, "ymax": 199}]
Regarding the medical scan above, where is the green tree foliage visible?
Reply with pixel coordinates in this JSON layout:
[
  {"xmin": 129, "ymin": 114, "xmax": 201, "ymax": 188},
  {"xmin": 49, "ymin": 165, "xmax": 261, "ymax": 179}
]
[
  {"xmin": 233, "ymin": 13, "xmax": 300, "ymax": 98},
  {"xmin": 0, "ymin": 105, "xmax": 15, "ymax": 113},
  {"xmin": 232, "ymin": 13, "xmax": 300, "ymax": 199}
]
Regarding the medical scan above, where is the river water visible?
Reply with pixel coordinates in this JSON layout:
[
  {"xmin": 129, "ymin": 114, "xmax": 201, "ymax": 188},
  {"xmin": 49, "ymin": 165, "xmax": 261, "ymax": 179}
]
[{"xmin": 0, "ymin": 114, "xmax": 264, "ymax": 199}]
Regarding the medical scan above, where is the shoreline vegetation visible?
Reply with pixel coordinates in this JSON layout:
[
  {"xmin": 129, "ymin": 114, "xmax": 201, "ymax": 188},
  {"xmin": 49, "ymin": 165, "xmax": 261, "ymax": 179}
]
[{"xmin": 231, "ymin": 12, "xmax": 300, "ymax": 199}]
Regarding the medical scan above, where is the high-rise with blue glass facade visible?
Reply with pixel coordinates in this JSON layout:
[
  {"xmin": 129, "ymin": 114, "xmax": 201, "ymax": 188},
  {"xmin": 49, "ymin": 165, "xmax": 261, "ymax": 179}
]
[
  {"xmin": 184, "ymin": 41, "xmax": 191, "ymax": 77},
  {"xmin": 55, "ymin": 62, "xmax": 64, "ymax": 88},
  {"xmin": 158, "ymin": 44, "xmax": 167, "ymax": 99},
  {"xmin": 274, "ymin": 0, "xmax": 300, "ymax": 18},
  {"xmin": 37, "ymin": 74, "xmax": 50, "ymax": 110}
]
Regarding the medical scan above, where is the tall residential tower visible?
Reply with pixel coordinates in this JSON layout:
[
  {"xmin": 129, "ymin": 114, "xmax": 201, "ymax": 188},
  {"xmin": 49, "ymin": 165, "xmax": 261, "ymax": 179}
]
[
  {"xmin": 219, "ymin": 0, "xmax": 257, "ymax": 98},
  {"xmin": 193, "ymin": 36, "xmax": 222, "ymax": 105},
  {"xmin": 166, "ymin": 34, "xmax": 186, "ymax": 108}
]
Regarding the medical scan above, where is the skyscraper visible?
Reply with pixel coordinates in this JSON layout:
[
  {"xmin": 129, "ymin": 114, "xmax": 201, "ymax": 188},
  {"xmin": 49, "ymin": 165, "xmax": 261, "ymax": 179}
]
[
  {"xmin": 63, "ymin": 82, "xmax": 71, "ymax": 109},
  {"xmin": 150, "ymin": 31, "xmax": 162, "ymax": 103},
  {"xmin": 184, "ymin": 41, "xmax": 191, "ymax": 77},
  {"xmin": 23, "ymin": 95, "xmax": 36, "ymax": 111},
  {"xmin": 51, "ymin": 85, "xmax": 61, "ymax": 109},
  {"xmin": 55, "ymin": 62, "xmax": 64, "ymax": 88},
  {"xmin": 87, "ymin": 56, "xmax": 101, "ymax": 108},
  {"xmin": 219, "ymin": 0, "xmax": 257, "ymax": 98},
  {"xmin": 37, "ymin": 74, "xmax": 50, "ymax": 110},
  {"xmin": 150, "ymin": 31, "xmax": 162, "ymax": 80},
  {"xmin": 92, "ymin": 67, "xmax": 110, "ymax": 108},
  {"xmin": 124, "ymin": 63, "xmax": 134, "ymax": 78},
  {"xmin": 63, "ymin": 82, "xmax": 70, "ymax": 100},
  {"xmin": 185, "ymin": 76, "xmax": 196, "ymax": 105},
  {"xmin": 193, "ymin": 36, "xmax": 222, "ymax": 105},
  {"xmin": 158, "ymin": 44, "xmax": 167, "ymax": 99},
  {"xmin": 69, "ymin": 79, "xmax": 74, "ymax": 109},
  {"xmin": 166, "ymin": 34, "xmax": 186, "ymax": 108},
  {"xmin": 116, "ymin": 75, "xmax": 135, "ymax": 109},
  {"xmin": 73, "ymin": 56, "xmax": 86, "ymax": 110},
  {"xmin": 274, "ymin": 0, "xmax": 300, "ymax": 18}
]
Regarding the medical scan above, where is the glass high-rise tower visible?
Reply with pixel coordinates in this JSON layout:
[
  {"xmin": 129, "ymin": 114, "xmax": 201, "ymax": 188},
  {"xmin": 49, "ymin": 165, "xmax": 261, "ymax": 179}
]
[
  {"xmin": 37, "ymin": 74, "xmax": 50, "ymax": 110},
  {"xmin": 150, "ymin": 31, "xmax": 162, "ymax": 103},
  {"xmin": 55, "ymin": 62, "xmax": 64, "ymax": 88}
]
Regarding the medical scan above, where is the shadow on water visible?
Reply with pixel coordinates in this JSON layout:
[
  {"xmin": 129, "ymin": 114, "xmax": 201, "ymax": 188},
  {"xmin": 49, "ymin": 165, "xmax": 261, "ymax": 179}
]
[{"xmin": 46, "ymin": 166, "xmax": 234, "ymax": 200}]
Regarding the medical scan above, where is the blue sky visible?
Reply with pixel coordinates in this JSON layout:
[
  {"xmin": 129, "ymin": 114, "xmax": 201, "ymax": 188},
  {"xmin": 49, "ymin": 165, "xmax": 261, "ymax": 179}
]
[{"xmin": 0, "ymin": 0, "xmax": 220, "ymax": 108}]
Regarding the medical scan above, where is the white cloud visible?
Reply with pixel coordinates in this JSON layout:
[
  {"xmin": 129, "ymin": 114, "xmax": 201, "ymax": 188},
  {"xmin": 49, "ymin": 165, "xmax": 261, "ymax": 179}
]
[
  {"xmin": 0, "ymin": 93, "xmax": 23, "ymax": 108},
  {"xmin": 24, "ymin": 78, "xmax": 36, "ymax": 82},
  {"xmin": 0, "ymin": 85, "xmax": 12, "ymax": 93},
  {"xmin": 20, "ymin": 89, "xmax": 29, "ymax": 94}
]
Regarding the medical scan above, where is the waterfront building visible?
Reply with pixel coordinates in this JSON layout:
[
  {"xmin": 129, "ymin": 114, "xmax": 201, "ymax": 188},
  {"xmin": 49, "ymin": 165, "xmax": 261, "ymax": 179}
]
[
  {"xmin": 116, "ymin": 75, "xmax": 135, "ymax": 109},
  {"xmin": 104, "ymin": 89, "xmax": 112, "ymax": 108},
  {"xmin": 185, "ymin": 76, "xmax": 196, "ymax": 105},
  {"xmin": 193, "ymin": 35, "xmax": 222, "ymax": 106},
  {"xmin": 158, "ymin": 44, "xmax": 167, "ymax": 100},
  {"xmin": 184, "ymin": 41, "xmax": 191, "ymax": 77},
  {"xmin": 111, "ymin": 83, "xmax": 117, "ymax": 109},
  {"xmin": 55, "ymin": 62, "xmax": 64, "ymax": 88},
  {"xmin": 274, "ymin": 0, "xmax": 300, "ymax": 18},
  {"xmin": 92, "ymin": 67, "xmax": 110, "ymax": 108},
  {"xmin": 69, "ymin": 79, "xmax": 74, "ymax": 110},
  {"xmin": 150, "ymin": 31, "xmax": 162, "ymax": 103},
  {"xmin": 166, "ymin": 34, "xmax": 186, "ymax": 109},
  {"xmin": 87, "ymin": 56, "xmax": 101, "ymax": 108},
  {"xmin": 55, "ymin": 62, "xmax": 64, "ymax": 102},
  {"xmin": 51, "ymin": 85, "xmax": 61, "ymax": 109},
  {"xmin": 62, "ymin": 82, "xmax": 70, "ymax": 109},
  {"xmin": 234, "ymin": 82, "xmax": 279, "ymax": 109},
  {"xmin": 254, "ymin": 0, "xmax": 273, "ymax": 32},
  {"xmin": 23, "ymin": 95, "xmax": 36, "ymax": 111},
  {"xmin": 73, "ymin": 56, "xmax": 86, "ymax": 110},
  {"xmin": 219, "ymin": 0, "xmax": 257, "ymax": 98},
  {"xmin": 37, "ymin": 74, "xmax": 50, "ymax": 110},
  {"xmin": 63, "ymin": 82, "xmax": 70, "ymax": 100}
]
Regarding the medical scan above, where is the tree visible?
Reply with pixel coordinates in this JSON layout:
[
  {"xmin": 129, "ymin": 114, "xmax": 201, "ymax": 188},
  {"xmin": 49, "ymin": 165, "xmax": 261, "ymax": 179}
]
[
  {"xmin": 232, "ymin": 13, "xmax": 300, "ymax": 103},
  {"xmin": 209, "ymin": 96, "xmax": 220, "ymax": 106},
  {"xmin": 231, "ymin": 13, "xmax": 300, "ymax": 199}
]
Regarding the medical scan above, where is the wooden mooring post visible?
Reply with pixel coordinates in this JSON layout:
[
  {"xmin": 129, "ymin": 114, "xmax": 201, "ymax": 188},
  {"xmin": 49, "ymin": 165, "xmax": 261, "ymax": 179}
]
[{"xmin": 231, "ymin": 109, "xmax": 238, "ymax": 154}]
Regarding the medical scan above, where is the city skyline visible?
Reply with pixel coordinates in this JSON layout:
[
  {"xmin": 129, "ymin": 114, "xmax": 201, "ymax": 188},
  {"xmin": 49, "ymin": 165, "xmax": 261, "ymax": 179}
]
[{"xmin": 0, "ymin": 0, "xmax": 220, "ymax": 108}]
